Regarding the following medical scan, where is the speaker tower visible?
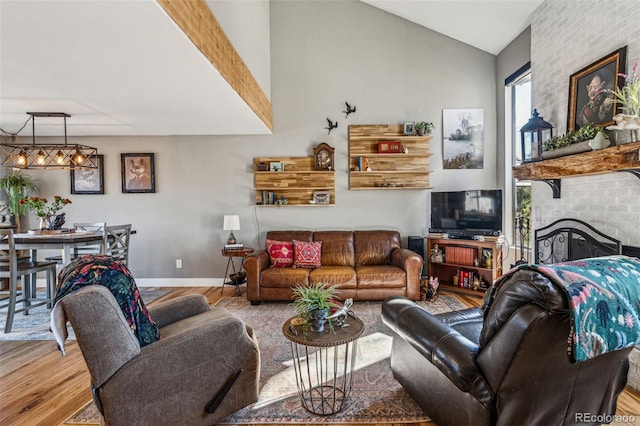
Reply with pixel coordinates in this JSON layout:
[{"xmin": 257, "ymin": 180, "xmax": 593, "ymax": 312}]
[{"xmin": 408, "ymin": 236, "xmax": 427, "ymax": 278}]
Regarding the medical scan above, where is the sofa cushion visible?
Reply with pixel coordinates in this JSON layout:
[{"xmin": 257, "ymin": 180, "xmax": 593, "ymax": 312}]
[
  {"xmin": 266, "ymin": 239, "xmax": 294, "ymax": 268},
  {"xmin": 309, "ymin": 266, "xmax": 357, "ymax": 288},
  {"xmin": 314, "ymin": 231, "xmax": 355, "ymax": 267},
  {"xmin": 356, "ymin": 265, "xmax": 406, "ymax": 288},
  {"xmin": 293, "ymin": 240, "xmax": 322, "ymax": 269},
  {"xmin": 262, "ymin": 267, "xmax": 310, "ymax": 288},
  {"xmin": 354, "ymin": 230, "xmax": 401, "ymax": 266}
]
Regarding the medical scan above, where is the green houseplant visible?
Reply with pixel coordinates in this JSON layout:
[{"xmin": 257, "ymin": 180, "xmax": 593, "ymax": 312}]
[
  {"xmin": 292, "ymin": 282, "xmax": 340, "ymax": 333},
  {"xmin": 0, "ymin": 171, "xmax": 39, "ymax": 230},
  {"xmin": 542, "ymin": 124, "xmax": 608, "ymax": 156},
  {"xmin": 415, "ymin": 121, "xmax": 435, "ymax": 136}
]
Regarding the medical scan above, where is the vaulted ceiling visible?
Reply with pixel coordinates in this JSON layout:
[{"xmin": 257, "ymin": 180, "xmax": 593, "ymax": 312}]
[{"xmin": 0, "ymin": 0, "xmax": 540, "ymax": 137}]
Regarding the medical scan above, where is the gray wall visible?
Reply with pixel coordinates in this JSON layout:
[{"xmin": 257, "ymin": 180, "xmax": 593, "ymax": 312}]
[
  {"xmin": 529, "ymin": 0, "xmax": 640, "ymax": 245},
  {"xmin": 21, "ymin": 0, "xmax": 499, "ymax": 284}
]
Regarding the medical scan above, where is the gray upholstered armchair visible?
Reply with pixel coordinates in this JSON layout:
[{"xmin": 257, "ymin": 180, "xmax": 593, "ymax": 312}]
[{"xmin": 59, "ymin": 285, "xmax": 260, "ymax": 425}]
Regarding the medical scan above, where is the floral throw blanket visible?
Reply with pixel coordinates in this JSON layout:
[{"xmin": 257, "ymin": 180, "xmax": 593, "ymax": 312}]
[
  {"xmin": 51, "ymin": 255, "xmax": 160, "ymax": 355},
  {"xmin": 495, "ymin": 255, "xmax": 640, "ymax": 362}
]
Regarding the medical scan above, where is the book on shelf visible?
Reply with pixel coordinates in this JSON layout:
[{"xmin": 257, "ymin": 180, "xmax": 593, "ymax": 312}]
[{"xmin": 224, "ymin": 243, "xmax": 244, "ymax": 251}]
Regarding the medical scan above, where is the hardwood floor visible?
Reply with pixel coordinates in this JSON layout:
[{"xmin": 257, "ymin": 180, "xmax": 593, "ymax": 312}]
[{"xmin": 0, "ymin": 288, "xmax": 638, "ymax": 426}]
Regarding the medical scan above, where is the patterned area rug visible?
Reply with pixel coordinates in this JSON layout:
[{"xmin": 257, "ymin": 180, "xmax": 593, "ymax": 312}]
[
  {"xmin": 65, "ymin": 295, "xmax": 466, "ymax": 424},
  {"xmin": 0, "ymin": 288, "xmax": 169, "ymax": 341}
]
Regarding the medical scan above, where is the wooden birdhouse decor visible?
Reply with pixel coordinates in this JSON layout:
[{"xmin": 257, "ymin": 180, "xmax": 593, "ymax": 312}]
[{"xmin": 313, "ymin": 143, "xmax": 335, "ymax": 171}]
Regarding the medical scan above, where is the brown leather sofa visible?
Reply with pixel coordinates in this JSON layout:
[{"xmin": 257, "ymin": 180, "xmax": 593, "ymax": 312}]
[
  {"xmin": 244, "ymin": 230, "xmax": 423, "ymax": 304},
  {"xmin": 381, "ymin": 267, "xmax": 632, "ymax": 426}
]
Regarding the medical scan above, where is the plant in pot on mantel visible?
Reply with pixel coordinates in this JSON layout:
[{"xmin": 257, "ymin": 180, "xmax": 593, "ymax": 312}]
[
  {"xmin": 0, "ymin": 170, "xmax": 39, "ymax": 231},
  {"xmin": 292, "ymin": 282, "xmax": 341, "ymax": 333},
  {"xmin": 541, "ymin": 124, "xmax": 609, "ymax": 160},
  {"xmin": 606, "ymin": 61, "xmax": 640, "ymax": 141},
  {"xmin": 415, "ymin": 121, "xmax": 435, "ymax": 136}
]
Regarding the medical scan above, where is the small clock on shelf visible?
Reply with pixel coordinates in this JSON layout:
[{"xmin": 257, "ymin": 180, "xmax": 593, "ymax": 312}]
[{"xmin": 313, "ymin": 142, "xmax": 335, "ymax": 171}]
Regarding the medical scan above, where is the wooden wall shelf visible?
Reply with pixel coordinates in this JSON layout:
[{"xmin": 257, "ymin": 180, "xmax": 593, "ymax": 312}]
[
  {"xmin": 512, "ymin": 141, "xmax": 640, "ymax": 198},
  {"xmin": 348, "ymin": 124, "xmax": 432, "ymax": 190},
  {"xmin": 513, "ymin": 141, "xmax": 640, "ymax": 180},
  {"xmin": 253, "ymin": 157, "xmax": 335, "ymax": 206}
]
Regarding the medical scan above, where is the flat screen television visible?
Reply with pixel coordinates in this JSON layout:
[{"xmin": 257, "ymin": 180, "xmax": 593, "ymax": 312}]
[{"xmin": 430, "ymin": 190, "xmax": 503, "ymax": 236}]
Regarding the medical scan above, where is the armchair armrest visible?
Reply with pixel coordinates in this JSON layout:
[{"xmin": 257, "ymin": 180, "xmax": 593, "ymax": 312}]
[
  {"xmin": 390, "ymin": 248, "xmax": 423, "ymax": 299},
  {"xmin": 382, "ymin": 296, "xmax": 484, "ymax": 393},
  {"xmin": 147, "ymin": 294, "xmax": 210, "ymax": 328},
  {"xmin": 244, "ymin": 250, "xmax": 269, "ymax": 302}
]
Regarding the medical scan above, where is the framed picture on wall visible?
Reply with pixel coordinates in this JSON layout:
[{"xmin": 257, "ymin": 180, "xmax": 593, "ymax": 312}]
[
  {"xmin": 121, "ymin": 153, "xmax": 155, "ymax": 193},
  {"xmin": 442, "ymin": 108, "xmax": 484, "ymax": 169},
  {"xmin": 70, "ymin": 154, "xmax": 104, "ymax": 194},
  {"xmin": 567, "ymin": 46, "xmax": 626, "ymax": 131}
]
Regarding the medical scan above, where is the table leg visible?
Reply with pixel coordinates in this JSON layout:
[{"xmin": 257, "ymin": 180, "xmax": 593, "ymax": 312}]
[
  {"xmin": 289, "ymin": 339, "xmax": 358, "ymax": 415},
  {"xmin": 221, "ymin": 256, "xmax": 235, "ymax": 295}
]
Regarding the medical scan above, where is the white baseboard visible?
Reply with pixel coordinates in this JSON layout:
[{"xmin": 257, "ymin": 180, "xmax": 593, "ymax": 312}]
[
  {"xmin": 135, "ymin": 278, "xmax": 225, "ymax": 287},
  {"xmin": 35, "ymin": 278, "xmax": 226, "ymax": 288}
]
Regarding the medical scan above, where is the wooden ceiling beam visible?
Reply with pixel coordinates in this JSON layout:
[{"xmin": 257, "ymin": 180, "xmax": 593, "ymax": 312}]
[{"xmin": 157, "ymin": 0, "xmax": 272, "ymax": 132}]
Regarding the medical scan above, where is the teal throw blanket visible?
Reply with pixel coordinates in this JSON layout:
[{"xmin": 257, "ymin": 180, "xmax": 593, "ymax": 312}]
[{"xmin": 495, "ymin": 255, "xmax": 640, "ymax": 362}]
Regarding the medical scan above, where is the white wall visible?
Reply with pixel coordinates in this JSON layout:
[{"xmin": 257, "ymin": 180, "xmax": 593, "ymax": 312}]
[
  {"xmin": 22, "ymin": 0, "xmax": 499, "ymax": 282},
  {"xmin": 530, "ymin": 0, "xmax": 640, "ymax": 245}
]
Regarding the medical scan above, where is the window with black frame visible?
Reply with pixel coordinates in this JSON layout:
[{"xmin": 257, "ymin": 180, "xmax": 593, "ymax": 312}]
[{"xmin": 505, "ymin": 64, "xmax": 532, "ymax": 263}]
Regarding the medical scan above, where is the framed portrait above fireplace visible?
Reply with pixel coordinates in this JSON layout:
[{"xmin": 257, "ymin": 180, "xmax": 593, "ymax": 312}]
[{"xmin": 567, "ymin": 46, "xmax": 626, "ymax": 131}]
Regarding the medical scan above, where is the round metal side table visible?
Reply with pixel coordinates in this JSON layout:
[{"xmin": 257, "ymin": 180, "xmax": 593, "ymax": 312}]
[{"xmin": 282, "ymin": 314, "xmax": 365, "ymax": 415}]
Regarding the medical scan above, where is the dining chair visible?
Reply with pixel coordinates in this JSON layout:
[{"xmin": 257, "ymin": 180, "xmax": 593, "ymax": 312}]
[
  {"xmin": 0, "ymin": 229, "xmax": 58, "ymax": 333},
  {"xmin": 45, "ymin": 222, "xmax": 107, "ymax": 264},
  {"xmin": 105, "ymin": 224, "xmax": 132, "ymax": 266}
]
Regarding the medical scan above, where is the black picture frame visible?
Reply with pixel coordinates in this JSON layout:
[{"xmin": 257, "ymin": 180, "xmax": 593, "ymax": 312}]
[
  {"xmin": 70, "ymin": 154, "xmax": 104, "ymax": 194},
  {"xmin": 121, "ymin": 153, "xmax": 155, "ymax": 193},
  {"xmin": 567, "ymin": 46, "xmax": 627, "ymax": 131}
]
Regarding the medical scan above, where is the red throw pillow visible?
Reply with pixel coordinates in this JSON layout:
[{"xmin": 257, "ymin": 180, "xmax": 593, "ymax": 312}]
[
  {"xmin": 266, "ymin": 239, "xmax": 294, "ymax": 268},
  {"xmin": 293, "ymin": 240, "xmax": 322, "ymax": 269}
]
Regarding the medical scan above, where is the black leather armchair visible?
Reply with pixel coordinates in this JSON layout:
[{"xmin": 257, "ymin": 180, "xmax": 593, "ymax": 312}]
[{"xmin": 382, "ymin": 268, "xmax": 632, "ymax": 426}]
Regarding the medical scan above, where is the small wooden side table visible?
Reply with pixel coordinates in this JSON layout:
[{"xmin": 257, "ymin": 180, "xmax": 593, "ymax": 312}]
[
  {"xmin": 220, "ymin": 248, "xmax": 254, "ymax": 296},
  {"xmin": 282, "ymin": 314, "xmax": 365, "ymax": 415}
]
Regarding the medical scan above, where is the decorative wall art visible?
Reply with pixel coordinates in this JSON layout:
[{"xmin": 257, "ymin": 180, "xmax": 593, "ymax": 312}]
[
  {"xmin": 121, "ymin": 153, "xmax": 155, "ymax": 193},
  {"xmin": 325, "ymin": 118, "xmax": 338, "ymax": 134},
  {"xmin": 343, "ymin": 102, "xmax": 356, "ymax": 117},
  {"xmin": 442, "ymin": 108, "xmax": 484, "ymax": 169},
  {"xmin": 567, "ymin": 46, "xmax": 626, "ymax": 131},
  {"xmin": 71, "ymin": 154, "xmax": 104, "ymax": 194}
]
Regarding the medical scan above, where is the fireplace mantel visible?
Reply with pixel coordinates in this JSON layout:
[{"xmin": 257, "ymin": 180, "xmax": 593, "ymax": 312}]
[{"xmin": 512, "ymin": 141, "xmax": 640, "ymax": 197}]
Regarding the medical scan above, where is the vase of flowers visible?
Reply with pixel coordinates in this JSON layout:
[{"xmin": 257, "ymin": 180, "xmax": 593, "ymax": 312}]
[
  {"xmin": 607, "ymin": 62, "xmax": 640, "ymax": 141},
  {"xmin": 20, "ymin": 196, "xmax": 72, "ymax": 231}
]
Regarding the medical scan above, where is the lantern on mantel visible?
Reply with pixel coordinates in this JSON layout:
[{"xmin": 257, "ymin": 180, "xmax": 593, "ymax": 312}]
[{"xmin": 519, "ymin": 109, "xmax": 553, "ymax": 163}]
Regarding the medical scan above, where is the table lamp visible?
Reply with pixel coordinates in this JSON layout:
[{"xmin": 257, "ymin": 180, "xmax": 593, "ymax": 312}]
[{"xmin": 223, "ymin": 215, "xmax": 240, "ymax": 245}]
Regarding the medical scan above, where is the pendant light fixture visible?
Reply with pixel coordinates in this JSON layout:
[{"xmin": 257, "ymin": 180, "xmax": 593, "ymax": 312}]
[{"xmin": 0, "ymin": 112, "xmax": 98, "ymax": 169}]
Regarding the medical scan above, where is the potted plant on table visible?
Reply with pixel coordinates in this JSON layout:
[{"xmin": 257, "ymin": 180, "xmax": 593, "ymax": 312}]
[
  {"xmin": 415, "ymin": 121, "xmax": 435, "ymax": 136},
  {"xmin": 292, "ymin": 282, "xmax": 340, "ymax": 333},
  {"xmin": 0, "ymin": 171, "xmax": 39, "ymax": 231}
]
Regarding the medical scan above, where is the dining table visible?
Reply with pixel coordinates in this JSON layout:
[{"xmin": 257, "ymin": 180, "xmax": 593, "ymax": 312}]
[{"xmin": 7, "ymin": 230, "xmax": 105, "ymax": 267}]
